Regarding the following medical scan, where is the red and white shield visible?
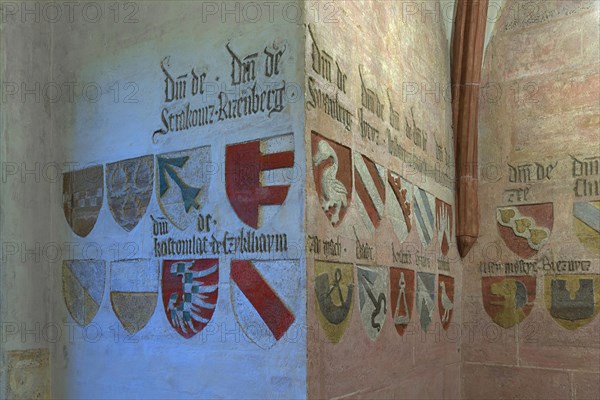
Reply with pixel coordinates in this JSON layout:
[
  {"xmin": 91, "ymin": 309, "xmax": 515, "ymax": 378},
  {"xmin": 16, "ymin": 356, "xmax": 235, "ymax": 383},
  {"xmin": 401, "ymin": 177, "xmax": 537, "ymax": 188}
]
[
  {"xmin": 437, "ymin": 274, "xmax": 454, "ymax": 330},
  {"xmin": 436, "ymin": 199, "xmax": 453, "ymax": 257},
  {"xmin": 311, "ymin": 131, "xmax": 352, "ymax": 227},
  {"xmin": 390, "ymin": 267, "xmax": 415, "ymax": 336},
  {"xmin": 497, "ymin": 203, "xmax": 553, "ymax": 259},
  {"xmin": 161, "ymin": 259, "xmax": 219, "ymax": 339},
  {"xmin": 354, "ymin": 152, "xmax": 386, "ymax": 230},
  {"xmin": 230, "ymin": 259, "xmax": 297, "ymax": 348},
  {"xmin": 387, "ymin": 171, "xmax": 413, "ymax": 243},
  {"xmin": 226, "ymin": 133, "xmax": 295, "ymax": 228}
]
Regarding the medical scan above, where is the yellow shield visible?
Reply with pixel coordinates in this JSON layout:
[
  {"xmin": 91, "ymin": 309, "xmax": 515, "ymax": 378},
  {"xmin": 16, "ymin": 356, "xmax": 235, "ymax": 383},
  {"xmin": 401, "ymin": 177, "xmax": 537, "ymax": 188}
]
[
  {"xmin": 544, "ymin": 274, "xmax": 600, "ymax": 330},
  {"xmin": 314, "ymin": 261, "xmax": 354, "ymax": 343}
]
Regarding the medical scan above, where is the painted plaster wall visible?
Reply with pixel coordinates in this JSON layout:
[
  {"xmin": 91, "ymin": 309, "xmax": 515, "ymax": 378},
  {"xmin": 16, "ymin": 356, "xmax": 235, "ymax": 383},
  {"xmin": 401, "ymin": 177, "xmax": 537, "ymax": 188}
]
[
  {"xmin": 462, "ymin": 1, "xmax": 600, "ymax": 399},
  {"xmin": 0, "ymin": 11, "xmax": 54, "ymax": 399},
  {"xmin": 2, "ymin": 2, "xmax": 307, "ymax": 398},
  {"xmin": 304, "ymin": 1, "xmax": 462, "ymax": 398}
]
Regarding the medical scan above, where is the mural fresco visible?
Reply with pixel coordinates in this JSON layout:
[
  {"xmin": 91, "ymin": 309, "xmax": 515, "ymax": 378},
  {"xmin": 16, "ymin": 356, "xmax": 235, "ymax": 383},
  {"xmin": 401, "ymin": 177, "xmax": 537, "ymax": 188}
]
[
  {"xmin": 413, "ymin": 187, "xmax": 436, "ymax": 248},
  {"xmin": 481, "ymin": 275, "xmax": 536, "ymax": 328},
  {"xmin": 156, "ymin": 146, "xmax": 211, "ymax": 231},
  {"xmin": 435, "ymin": 199, "xmax": 453, "ymax": 257},
  {"xmin": 230, "ymin": 259, "xmax": 297, "ymax": 348},
  {"xmin": 416, "ymin": 272, "xmax": 436, "ymax": 332},
  {"xmin": 573, "ymin": 200, "xmax": 600, "ymax": 255},
  {"xmin": 387, "ymin": 171, "xmax": 413, "ymax": 243},
  {"xmin": 225, "ymin": 133, "xmax": 295, "ymax": 229},
  {"xmin": 6, "ymin": 349, "xmax": 50, "ymax": 400},
  {"xmin": 106, "ymin": 155, "xmax": 154, "ymax": 232},
  {"xmin": 62, "ymin": 166, "xmax": 104, "ymax": 237},
  {"xmin": 354, "ymin": 152, "xmax": 386, "ymax": 230},
  {"xmin": 390, "ymin": 267, "xmax": 415, "ymax": 336},
  {"xmin": 496, "ymin": 203, "xmax": 553, "ymax": 259},
  {"xmin": 357, "ymin": 266, "xmax": 388, "ymax": 340},
  {"xmin": 161, "ymin": 259, "xmax": 219, "ymax": 339},
  {"xmin": 62, "ymin": 259, "xmax": 106, "ymax": 326},
  {"xmin": 312, "ymin": 131, "xmax": 352, "ymax": 227},
  {"xmin": 110, "ymin": 259, "xmax": 158, "ymax": 334},
  {"xmin": 437, "ymin": 274, "xmax": 454, "ymax": 330},
  {"xmin": 314, "ymin": 261, "xmax": 354, "ymax": 343},
  {"xmin": 544, "ymin": 274, "xmax": 600, "ymax": 330}
]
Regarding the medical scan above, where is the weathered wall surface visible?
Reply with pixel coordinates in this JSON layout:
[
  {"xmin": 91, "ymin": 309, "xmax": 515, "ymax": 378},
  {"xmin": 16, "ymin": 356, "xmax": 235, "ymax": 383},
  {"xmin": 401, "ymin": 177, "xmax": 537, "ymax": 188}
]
[
  {"xmin": 2, "ymin": 2, "xmax": 306, "ymax": 398},
  {"xmin": 0, "ymin": 9, "xmax": 54, "ymax": 399},
  {"xmin": 462, "ymin": 1, "xmax": 600, "ymax": 399},
  {"xmin": 305, "ymin": 1, "xmax": 461, "ymax": 398}
]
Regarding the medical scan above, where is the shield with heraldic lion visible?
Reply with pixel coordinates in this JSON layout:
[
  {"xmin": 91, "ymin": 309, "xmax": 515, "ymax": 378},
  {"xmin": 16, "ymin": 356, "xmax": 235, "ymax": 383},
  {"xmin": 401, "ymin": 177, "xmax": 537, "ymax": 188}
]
[{"xmin": 482, "ymin": 275, "xmax": 536, "ymax": 328}]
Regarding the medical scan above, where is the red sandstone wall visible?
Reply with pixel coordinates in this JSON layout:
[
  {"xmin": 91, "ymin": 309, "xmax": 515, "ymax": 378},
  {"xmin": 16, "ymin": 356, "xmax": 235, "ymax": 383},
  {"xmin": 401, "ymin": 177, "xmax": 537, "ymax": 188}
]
[
  {"xmin": 462, "ymin": 1, "xmax": 600, "ymax": 399},
  {"xmin": 305, "ymin": 1, "xmax": 462, "ymax": 398}
]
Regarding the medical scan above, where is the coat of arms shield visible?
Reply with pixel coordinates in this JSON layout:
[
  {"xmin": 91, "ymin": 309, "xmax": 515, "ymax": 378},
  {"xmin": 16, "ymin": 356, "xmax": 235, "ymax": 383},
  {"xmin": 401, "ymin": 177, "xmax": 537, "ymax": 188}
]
[
  {"xmin": 62, "ymin": 259, "xmax": 106, "ymax": 326},
  {"xmin": 62, "ymin": 166, "xmax": 104, "ymax": 237},
  {"xmin": 106, "ymin": 155, "xmax": 153, "ymax": 232},
  {"xmin": 161, "ymin": 259, "xmax": 219, "ymax": 339},
  {"xmin": 312, "ymin": 132, "xmax": 352, "ymax": 227}
]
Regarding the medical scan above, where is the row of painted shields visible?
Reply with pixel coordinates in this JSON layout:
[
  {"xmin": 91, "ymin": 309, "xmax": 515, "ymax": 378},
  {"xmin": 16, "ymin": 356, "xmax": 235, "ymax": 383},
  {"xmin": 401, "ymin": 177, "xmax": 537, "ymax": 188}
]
[
  {"xmin": 63, "ymin": 258, "xmax": 299, "ymax": 349},
  {"xmin": 62, "ymin": 133, "xmax": 296, "ymax": 236}
]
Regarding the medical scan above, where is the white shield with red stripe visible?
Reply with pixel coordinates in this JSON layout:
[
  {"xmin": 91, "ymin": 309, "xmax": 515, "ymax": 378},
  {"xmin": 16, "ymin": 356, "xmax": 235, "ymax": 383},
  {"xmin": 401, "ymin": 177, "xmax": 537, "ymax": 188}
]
[
  {"xmin": 353, "ymin": 152, "xmax": 386, "ymax": 231},
  {"xmin": 230, "ymin": 259, "xmax": 298, "ymax": 349}
]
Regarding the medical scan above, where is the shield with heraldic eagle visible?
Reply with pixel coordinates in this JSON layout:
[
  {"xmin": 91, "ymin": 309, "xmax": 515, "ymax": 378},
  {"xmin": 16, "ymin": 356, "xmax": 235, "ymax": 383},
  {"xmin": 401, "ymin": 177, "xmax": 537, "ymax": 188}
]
[
  {"xmin": 161, "ymin": 259, "xmax": 219, "ymax": 339},
  {"xmin": 106, "ymin": 155, "xmax": 154, "ymax": 232}
]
